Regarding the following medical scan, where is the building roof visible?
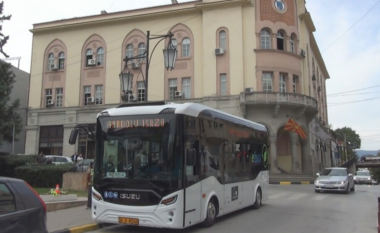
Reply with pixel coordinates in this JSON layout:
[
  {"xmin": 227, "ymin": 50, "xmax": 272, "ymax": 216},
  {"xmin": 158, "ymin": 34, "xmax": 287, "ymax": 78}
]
[
  {"xmin": 31, "ymin": 1, "xmax": 201, "ymax": 31},
  {"xmin": 99, "ymin": 102, "xmax": 267, "ymax": 131}
]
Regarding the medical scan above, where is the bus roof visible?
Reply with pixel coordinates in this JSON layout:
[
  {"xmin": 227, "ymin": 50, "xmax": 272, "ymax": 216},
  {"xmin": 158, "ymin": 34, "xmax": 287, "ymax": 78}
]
[{"xmin": 99, "ymin": 102, "xmax": 267, "ymax": 132}]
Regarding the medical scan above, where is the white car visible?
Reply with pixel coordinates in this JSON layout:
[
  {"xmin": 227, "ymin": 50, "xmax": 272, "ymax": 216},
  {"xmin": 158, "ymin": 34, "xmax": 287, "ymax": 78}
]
[
  {"xmin": 314, "ymin": 167, "xmax": 355, "ymax": 193},
  {"xmin": 40, "ymin": 155, "xmax": 73, "ymax": 165},
  {"xmin": 354, "ymin": 170, "xmax": 372, "ymax": 185}
]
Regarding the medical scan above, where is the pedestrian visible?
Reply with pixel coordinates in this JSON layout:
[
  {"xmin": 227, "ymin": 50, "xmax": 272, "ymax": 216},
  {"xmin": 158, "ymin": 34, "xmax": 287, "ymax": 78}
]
[{"xmin": 86, "ymin": 162, "xmax": 94, "ymax": 210}]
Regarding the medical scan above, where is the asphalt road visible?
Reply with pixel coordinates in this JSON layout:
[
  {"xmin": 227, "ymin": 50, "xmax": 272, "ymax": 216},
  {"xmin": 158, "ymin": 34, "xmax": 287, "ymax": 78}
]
[{"xmin": 87, "ymin": 184, "xmax": 379, "ymax": 233}]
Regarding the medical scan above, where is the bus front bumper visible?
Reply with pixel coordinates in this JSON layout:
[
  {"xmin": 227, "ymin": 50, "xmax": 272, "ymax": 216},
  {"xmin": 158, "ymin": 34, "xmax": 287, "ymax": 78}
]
[{"xmin": 91, "ymin": 189, "xmax": 184, "ymax": 229}]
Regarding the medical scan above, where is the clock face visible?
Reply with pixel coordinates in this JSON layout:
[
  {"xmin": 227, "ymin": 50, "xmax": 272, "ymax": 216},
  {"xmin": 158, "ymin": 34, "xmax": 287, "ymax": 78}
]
[{"xmin": 274, "ymin": 0, "xmax": 285, "ymax": 11}]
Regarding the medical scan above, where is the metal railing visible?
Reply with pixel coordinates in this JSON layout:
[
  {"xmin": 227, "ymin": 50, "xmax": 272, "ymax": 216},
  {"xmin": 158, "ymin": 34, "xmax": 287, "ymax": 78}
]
[{"xmin": 243, "ymin": 92, "xmax": 318, "ymax": 108}]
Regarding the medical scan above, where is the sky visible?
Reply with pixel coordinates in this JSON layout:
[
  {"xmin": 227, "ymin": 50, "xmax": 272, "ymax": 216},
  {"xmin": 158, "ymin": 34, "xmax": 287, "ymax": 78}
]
[{"xmin": 1, "ymin": 0, "xmax": 380, "ymax": 150}]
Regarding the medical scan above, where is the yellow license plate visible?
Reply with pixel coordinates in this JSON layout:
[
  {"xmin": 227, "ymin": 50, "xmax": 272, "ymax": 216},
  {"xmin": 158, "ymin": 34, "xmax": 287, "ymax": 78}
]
[{"xmin": 118, "ymin": 217, "xmax": 139, "ymax": 225}]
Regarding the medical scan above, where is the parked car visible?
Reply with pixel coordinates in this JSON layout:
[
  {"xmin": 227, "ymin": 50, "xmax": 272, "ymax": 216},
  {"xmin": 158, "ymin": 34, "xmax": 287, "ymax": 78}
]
[
  {"xmin": 40, "ymin": 155, "xmax": 73, "ymax": 165},
  {"xmin": 354, "ymin": 170, "xmax": 372, "ymax": 185},
  {"xmin": 0, "ymin": 176, "xmax": 48, "ymax": 233},
  {"xmin": 314, "ymin": 167, "xmax": 355, "ymax": 193},
  {"xmin": 75, "ymin": 159, "xmax": 94, "ymax": 172}
]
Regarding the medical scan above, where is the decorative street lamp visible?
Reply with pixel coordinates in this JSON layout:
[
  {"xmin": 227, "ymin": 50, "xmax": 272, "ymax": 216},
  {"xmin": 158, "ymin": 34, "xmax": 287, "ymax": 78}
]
[
  {"xmin": 163, "ymin": 39, "xmax": 177, "ymax": 71},
  {"xmin": 119, "ymin": 70, "xmax": 133, "ymax": 102},
  {"xmin": 121, "ymin": 31, "xmax": 177, "ymax": 102}
]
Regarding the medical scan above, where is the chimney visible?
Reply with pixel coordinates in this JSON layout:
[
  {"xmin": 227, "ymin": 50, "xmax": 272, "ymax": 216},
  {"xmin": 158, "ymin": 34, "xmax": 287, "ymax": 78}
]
[
  {"xmin": 101, "ymin": 10, "xmax": 107, "ymax": 14},
  {"xmin": 171, "ymin": 0, "xmax": 178, "ymax": 4}
]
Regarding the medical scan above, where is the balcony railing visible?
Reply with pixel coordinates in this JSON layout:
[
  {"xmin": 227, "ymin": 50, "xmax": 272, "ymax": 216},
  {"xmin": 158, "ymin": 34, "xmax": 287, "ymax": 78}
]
[{"xmin": 243, "ymin": 92, "xmax": 318, "ymax": 109}]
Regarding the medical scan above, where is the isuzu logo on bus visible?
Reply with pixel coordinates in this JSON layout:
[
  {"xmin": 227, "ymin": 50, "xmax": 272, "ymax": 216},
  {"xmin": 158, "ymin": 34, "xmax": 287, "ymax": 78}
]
[{"xmin": 120, "ymin": 193, "xmax": 141, "ymax": 200}]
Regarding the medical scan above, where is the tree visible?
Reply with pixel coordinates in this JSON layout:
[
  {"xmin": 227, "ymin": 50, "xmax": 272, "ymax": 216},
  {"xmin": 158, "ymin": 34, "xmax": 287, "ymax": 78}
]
[
  {"xmin": 0, "ymin": 1, "xmax": 11, "ymax": 58},
  {"xmin": 0, "ymin": 2, "xmax": 22, "ymax": 147},
  {"xmin": 334, "ymin": 127, "xmax": 361, "ymax": 149}
]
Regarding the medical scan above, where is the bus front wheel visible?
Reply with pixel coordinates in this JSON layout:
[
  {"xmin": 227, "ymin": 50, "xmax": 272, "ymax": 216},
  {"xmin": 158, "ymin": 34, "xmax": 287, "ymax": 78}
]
[
  {"xmin": 202, "ymin": 198, "xmax": 217, "ymax": 228},
  {"xmin": 252, "ymin": 188, "xmax": 262, "ymax": 209}
]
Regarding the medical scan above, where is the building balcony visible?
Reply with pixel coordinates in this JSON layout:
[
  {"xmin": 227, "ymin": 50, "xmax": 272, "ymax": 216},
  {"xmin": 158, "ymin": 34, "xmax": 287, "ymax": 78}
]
[{"xmin": 240, "ymin": 91, "xmax": 318, "ymax": 119}]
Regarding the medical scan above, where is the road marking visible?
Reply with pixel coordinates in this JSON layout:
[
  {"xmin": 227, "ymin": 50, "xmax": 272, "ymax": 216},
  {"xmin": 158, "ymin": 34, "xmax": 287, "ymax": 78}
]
[
  {"xmin": 279, "ymin": 181, "xmax": 291, "ymax": 185},
  {"xmin": 312, "ymin": 195, "xmax": 328, "ymax": 201},
  {"xmin": 287, "ymin": 193, "xmax": 308, "ymax": 200},
  {"xmin": 269, "ymin": 192, "xmax": 288, "ymax": 199}
]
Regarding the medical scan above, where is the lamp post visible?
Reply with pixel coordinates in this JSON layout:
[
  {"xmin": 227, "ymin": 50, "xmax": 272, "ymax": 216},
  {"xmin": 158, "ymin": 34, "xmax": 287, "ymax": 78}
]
[{"xmin": 121, "ymin": 31, "xmax": 177, "ymax": 102}]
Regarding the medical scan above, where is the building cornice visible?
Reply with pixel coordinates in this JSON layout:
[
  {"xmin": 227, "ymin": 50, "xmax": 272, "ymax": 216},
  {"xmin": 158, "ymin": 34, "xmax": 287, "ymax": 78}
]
[
  {"xmin": 299, "ymin": 12, "xmax": 315, "ymax": 32},
  {"xmin": 194, "ymin": 0, "xmax": 252, "ymax": 11},
  {"xmin": 300, "ymin": 12, "xmax": 330, "ymax": 80},
  {"xmin": 310, "ymin": 34, "xmax": 330, "ymax": 79},
  {"xmin": 30, "ymin": 1, "xmax": 202, "ymax": 33}
]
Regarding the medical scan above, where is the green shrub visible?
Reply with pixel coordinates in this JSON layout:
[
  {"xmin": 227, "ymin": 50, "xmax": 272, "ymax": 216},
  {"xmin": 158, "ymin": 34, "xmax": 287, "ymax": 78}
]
[
  {"xmin": 0, "ymin": 155, "xmax": 39, "ymax": 177},
  {"xmin": 14, "ymin": 164, "xmax": 76, "ymax": 188}
]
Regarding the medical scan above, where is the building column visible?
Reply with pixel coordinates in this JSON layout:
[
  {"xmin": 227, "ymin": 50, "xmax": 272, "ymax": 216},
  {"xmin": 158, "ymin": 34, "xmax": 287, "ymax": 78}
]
[
  {"xmin": 302, "ymin": 139, "xmax": 313, "ymax": 174},
  {"xmin": 269, "ymin": 135, "xmax": 280, "ymax": 173},
  {"xmin": 289, "ymin": 132, "xmax": 300, "ymax": 173},
  {"xmin": 63, "ymin": 124, "xmax": 77, "ymax": 158},
  {"xmin": 273, "ymin": 71, "xmax": 280, "ymax": 92},
  {"xmin": 25, "ymin": 126, "xmax": 39, "ymax": 155}
]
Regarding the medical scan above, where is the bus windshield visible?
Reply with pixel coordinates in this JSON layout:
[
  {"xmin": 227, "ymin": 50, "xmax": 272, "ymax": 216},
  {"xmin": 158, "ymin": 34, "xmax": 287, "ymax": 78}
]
[{"xmin": 96, "ymin": 114, "xmax": 181, "ymax": 189}]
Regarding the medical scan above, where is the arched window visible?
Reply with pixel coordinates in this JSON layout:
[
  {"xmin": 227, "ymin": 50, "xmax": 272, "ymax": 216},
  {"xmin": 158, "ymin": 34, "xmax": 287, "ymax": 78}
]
[
  {"xmin": 260, "ymin": 29, "xmax": 271, "ymax": 49},
  {"xmin": 126, "ymin": 44, "xmax": 134, "ymax": 59},
  {"xmin": 138, "ymin": 43, "xmax": 145, "ymax": 61},
  {"xmin": 97, "ymin": 47, "xmax": 104, "ymax": 65},
  {"xmin": 58, "ymin": 52, "xmax": 65, "ymax": 70},
  {"xmin": 290, "ymin": 35, "xmax": 295, "ymax": 53},
  {"xmin": 171, "ymin": 39, "xmax": 177, "ymax": 49},
  {"xmin": 47, "ymin": 53, "xmax": 54, "ymax": 71},
  {"xmin": 85, "ymin": 49, "xmax": 93, "ymax": 67},
  {"xmin": 277, "ymin": 31, "xmax": 285, "ymax": 50},
  {"xmin": 219, "ymin": 30, "xmax": 226, "ymax": 50},
  {"xmin": 182, "ymin": 38, "xmax": 190, "ymax": 57}
]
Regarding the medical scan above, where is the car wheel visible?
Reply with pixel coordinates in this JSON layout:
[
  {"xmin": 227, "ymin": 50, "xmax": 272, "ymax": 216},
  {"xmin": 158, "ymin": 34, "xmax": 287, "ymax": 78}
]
[
  {"xmin": 202, "ymin": 198, "xmax": 217, "ymax": 228},
  {"xmin": 253, "ymin": 188, "xmax": 262, "ymax": 209}
]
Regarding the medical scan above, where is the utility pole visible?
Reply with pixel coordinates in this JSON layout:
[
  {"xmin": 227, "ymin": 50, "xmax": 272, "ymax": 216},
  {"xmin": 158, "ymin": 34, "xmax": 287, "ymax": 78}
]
[
  {"xmin": 12, "ymin": 122, "xmax": 15, "ymax": 154},
  {"xmin": 343, "ymin": 133, "xmax": 347, "ymax": 162}
]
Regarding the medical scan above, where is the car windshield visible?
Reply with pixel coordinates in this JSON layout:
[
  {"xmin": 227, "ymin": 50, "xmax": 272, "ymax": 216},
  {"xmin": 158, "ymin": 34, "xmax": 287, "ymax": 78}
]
[
  {"xmin": 356, "ymin": 171, "xmax": 370, "ymax": 176},
  {"xmin": 96, "ymin": 114, "xmax": 180, "ymax": 188},
  {"xmin": 320, "ymin": 168, "xmax": 347, "ymax": 176}
]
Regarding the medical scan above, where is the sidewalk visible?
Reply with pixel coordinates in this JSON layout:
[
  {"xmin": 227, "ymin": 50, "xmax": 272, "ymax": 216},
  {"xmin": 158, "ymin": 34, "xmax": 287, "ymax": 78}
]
[{"xmin": 47, "ymin": 204, "xmax": 96, "ymax": 232}]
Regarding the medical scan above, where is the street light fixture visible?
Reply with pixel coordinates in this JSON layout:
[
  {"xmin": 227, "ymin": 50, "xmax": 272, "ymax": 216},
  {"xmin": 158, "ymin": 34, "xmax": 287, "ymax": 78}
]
[
  {"xmin": 121, "ymin": 30, "xmax": 177, "ymax": 102},
  {"xmin": 119, "ymin": 70, "xmax": 134, "ymax": 102}
]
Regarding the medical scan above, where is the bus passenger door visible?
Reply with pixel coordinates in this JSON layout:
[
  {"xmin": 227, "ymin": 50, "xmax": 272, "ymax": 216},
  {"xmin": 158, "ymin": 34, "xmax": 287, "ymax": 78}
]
[{"xmin": 184, "ymin": 146, "xmax": 202, "ymax": 227}]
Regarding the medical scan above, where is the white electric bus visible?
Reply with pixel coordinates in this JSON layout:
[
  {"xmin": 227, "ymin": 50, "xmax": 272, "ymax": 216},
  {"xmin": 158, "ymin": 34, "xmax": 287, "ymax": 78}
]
[{"xmin": 69, "ymin": 101, "xmax": 269, "ymax": 229}]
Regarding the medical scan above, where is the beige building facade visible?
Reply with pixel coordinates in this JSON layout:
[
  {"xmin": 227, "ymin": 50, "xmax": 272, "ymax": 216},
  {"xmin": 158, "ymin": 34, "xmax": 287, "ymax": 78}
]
[{"xmin": 26, "ymin": 0, "xmax": 332, "ymax": 175}]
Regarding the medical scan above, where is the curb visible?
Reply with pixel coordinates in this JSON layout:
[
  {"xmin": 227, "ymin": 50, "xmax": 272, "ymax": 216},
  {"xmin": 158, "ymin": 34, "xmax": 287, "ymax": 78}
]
[
  {"xmin": 270, "ymin": 181, "xmax": 313, "ymax": 185},
  {"xmin": 50, "ymin": 223, "xmax": 113, "ymax": 233}
]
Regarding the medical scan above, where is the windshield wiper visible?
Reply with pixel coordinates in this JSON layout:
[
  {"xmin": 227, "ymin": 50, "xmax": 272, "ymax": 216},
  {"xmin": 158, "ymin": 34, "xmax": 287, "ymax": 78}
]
[{"xmin": 146, "ymin": 180, "xmax": 164, "ymax": 193}]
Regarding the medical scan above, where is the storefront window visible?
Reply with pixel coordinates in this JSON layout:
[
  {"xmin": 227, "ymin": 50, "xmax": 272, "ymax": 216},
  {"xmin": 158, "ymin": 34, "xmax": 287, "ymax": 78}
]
[{"xmin": 39, "ymin": 126, "xmax": 64, "ymax": 155}]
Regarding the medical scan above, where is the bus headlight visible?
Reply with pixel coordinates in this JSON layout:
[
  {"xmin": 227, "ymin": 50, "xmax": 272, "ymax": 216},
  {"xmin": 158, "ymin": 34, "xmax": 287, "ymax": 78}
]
[
  {"xmin": 161, "ymin": 195, "xmax": 177, "ymax": 205},
  {"xmin": 93, "ymin": 192, "xmax": 103, "ymax": 201}
]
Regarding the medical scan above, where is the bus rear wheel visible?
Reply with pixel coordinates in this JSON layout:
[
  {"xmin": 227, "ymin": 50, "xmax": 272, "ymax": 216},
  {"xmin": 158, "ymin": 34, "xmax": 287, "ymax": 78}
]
[
  {"xmin": 252, "ymin": 188, "xmax": 262, "ymax": 209},
  {"xmin": 202, "ymin": 198, "xmax": 217, "ymax": 228}
]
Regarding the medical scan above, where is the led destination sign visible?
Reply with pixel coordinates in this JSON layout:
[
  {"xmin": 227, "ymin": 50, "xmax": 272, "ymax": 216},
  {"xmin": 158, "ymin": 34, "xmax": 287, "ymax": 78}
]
[{"xmin": 107, "ymin": 118, "xmax": 166, "ymax": 129}]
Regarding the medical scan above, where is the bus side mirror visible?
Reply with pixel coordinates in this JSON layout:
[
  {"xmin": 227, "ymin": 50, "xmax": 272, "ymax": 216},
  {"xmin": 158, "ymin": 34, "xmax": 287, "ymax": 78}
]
[
  {"xmin": 69, "ymin": 129, "xmax": 79, "ymax": 145},
  {"xmin": 186, "ymin": 149, "xmax": 196, "ymax": 166}
]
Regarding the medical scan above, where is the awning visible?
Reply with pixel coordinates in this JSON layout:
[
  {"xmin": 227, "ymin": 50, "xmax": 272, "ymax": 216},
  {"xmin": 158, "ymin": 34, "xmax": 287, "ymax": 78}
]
[{"xmin": 310, "ymin": 119, "xmax": 333, "ymax": 142}]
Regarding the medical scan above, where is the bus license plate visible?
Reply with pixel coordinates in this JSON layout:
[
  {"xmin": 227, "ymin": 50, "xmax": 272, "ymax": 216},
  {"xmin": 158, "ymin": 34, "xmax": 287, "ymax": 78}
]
[{"xmin": 118, "ymin": 217, "xmax": 139, "ymax": 225}]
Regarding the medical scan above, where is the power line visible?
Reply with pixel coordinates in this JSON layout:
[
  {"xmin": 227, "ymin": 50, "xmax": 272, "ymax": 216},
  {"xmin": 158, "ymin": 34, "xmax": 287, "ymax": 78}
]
[
  {"xmin": 328, "ymin": 96, "xmax": 380, "ymax": 106},
  {"xmin": 322, "ymin": 0, "xmax": 380, "ymax": 53},
  {"xmin": 327, "ymin": 84, "xmax": 380, "ymax": 96},
  {"xmin": 328, "ymin": 91, "xmax": 379, "ymax": 97}
]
